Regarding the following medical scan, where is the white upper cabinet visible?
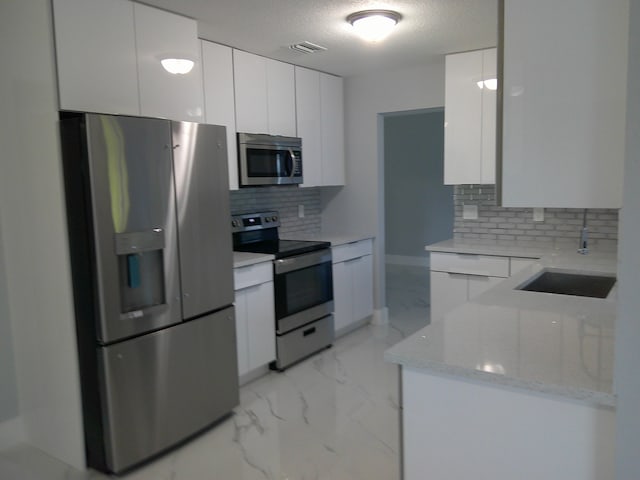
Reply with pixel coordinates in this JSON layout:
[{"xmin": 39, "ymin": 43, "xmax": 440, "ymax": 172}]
[
  {"xmin": 444, "ymin": 48, "xmax": 496, "ymax": 185},
  {"xmin": 266, "ymin": 59, "xmax": 296, "ymax": 137},
  {"xmin": 233, "ymin": 50, "xmax": 268, "ymax": 134},
  {"xmin": 133, "ymin": 3, "xmax": 204, "ymax": 122},
  {"xmin": 295, "ymin": 67, "xmax": 323, "ymax": 187},
  {"xmin": 295, "ymin": 67, "xmax": 346, "ymax": 187},
  {"xmin": 501, "ymin": 0, "xmax": 628, "ymax": 208},
  {"xmin": 320, "ymin": 74, "xmax": 346, "ymax": 186},
  {"xmin": 233, "ymin": 50, "xmax": 296, "ymax": 136},
  {"xmin": 201, "ymin": 41, "xmax": 238, "ymax": 190},
  {"xmin": 52, "ymin": 0, "xmax": 139, "ymax": 115}
]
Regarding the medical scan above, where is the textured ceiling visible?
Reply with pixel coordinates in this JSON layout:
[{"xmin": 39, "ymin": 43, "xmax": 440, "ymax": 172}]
[{"xmin": 139, "ymin": 0, "xmax": 498, "ymax": 77}]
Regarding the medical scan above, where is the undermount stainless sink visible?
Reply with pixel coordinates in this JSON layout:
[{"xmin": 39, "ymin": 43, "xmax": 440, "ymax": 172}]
[{"xmin": 517, "ymin": 270, "xmax": 616, "ymax": 298}]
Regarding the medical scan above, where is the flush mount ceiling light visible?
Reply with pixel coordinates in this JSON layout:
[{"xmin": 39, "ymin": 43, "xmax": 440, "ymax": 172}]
[
  {"xmin": 160, "ymin": 58, "xmax": 195, "ymax": 75},
  {"xmin": 347, "ymin": 10, "xmax": 402, "ymax": 42}
]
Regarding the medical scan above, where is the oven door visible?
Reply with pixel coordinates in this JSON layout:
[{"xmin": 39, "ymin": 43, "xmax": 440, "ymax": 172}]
[{"xmin": 274, "ymin": 249, "xmax": 334, "ymax": 334}]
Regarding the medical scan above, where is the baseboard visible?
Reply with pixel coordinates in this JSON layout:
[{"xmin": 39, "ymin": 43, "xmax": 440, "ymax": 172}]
[
  {"xmin": 335, "ymin": 316, "xmax": 371, "ymax": 339},
  {"xmin": 385, "ymin": 255, "xmax": 430, "ymax": 268},
  {"xmin": 0, "ymin": 416, "xmax": 25, "ymax": 450},
  {"xmin": 239, "ymin": 365, "xmax": 271, "ymax": 387},
  {"xmin": 371, "ymin": 307, "xmax": 389, "ymax": 326}
]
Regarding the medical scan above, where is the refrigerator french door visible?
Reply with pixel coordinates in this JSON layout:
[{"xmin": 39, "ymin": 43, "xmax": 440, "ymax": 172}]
[{"xmin": 61, "ymin": 113, "xmax": 238, "ymax": 474}]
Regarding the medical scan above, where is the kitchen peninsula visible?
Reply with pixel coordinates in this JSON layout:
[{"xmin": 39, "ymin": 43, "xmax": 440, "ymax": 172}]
[{"xmin": 385, "ymin": 240, "xmax": 617, "ymax": 480}]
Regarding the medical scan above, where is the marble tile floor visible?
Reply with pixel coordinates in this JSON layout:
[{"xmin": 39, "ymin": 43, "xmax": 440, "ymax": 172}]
[{"xmin": 0, "ymin": 266, "xmax": 430, "ymax": 480}]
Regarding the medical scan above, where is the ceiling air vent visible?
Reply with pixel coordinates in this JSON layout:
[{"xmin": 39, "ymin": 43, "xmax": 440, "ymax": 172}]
[{"xmin": 289, "ymin": 41, "xmax": 328, "ymax": 54}]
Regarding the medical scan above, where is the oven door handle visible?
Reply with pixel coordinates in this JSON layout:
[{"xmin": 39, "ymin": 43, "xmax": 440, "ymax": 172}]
[{"xmin": 274, "ymin": 249, "xmax": 332, "ymax": 274}]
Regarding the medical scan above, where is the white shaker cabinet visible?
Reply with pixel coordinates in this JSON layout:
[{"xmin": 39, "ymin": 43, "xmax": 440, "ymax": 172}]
[
  {"xmin": 133, "ymin": 3, "xmax": 204, "ymax": 122},
  {"xmin": 501, "ymin": 0, "xmax": 628, "ymax": 208},
  {"xmin": 233, "ymin": 50, "xmax": 296, "ymax": 137},
  {"xmin": 296, "ymin": 67, "xmax": 346, "ymax": 187},
  {"xmin": 52, "ymin": 0, "xmax": 139, "ymax": 115},
  {"xmin": 444, "ymin": 48, "xmax": 496, "ymax": 185},
  {"xmin": 201, "ymin": 41, "xmax": 239, "ymax": 189},
  {"xmin": 429, "ymin": 252, "xmax": 510, "ymax": 322},
  {"xmin": 332, "ymin": 239, "xmax": 374, "ymax": 335},
  {"xmin": 295, "ymin": 67, "xmax": 323, "ymax": 187},
  {"xmin": 266, "ymin": 60, "xmax": 297, "ymax": 137},
  {"xmin": 429, "ymin": 252, "xmax": 540, "ymax": 322},
  {"xmin": 233, "ymin": 261, "xmax": 276, "ymax": 382},
  {"xmin": 320, "ymin": 73, "xmax": 346, "ymax": 186}
]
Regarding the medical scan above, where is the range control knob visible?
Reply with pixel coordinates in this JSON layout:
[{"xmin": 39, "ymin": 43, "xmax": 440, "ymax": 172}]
[
  {"xmin": 231, "ymin": 220, "xmax": 239, "ymax": 227},
  {"xmin": 265, "ymin": 217, "xmax": 271, "ymax": 223},
  {"xmin": 272, "ymin": 216, "xmax": 278, "ymax": 222}
]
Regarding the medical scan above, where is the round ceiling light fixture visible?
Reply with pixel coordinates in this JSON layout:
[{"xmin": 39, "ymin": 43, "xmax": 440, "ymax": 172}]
[
  {"xmin": 160, "ymin": 58, "xmax": 195, "ymax": 75},
  {"xmin": 347, "ymin": 10, "xmax": 402, "ymax": 42}
]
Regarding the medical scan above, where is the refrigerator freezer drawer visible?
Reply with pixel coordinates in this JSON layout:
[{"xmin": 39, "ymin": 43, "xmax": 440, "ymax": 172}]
[{"xmin": 99, "ymin": 306, "xmax": 239, "ymax": 473}]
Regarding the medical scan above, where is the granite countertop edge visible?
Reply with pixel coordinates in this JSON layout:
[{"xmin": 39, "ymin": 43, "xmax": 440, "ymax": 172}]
[
  {"xmin": 384, "ymin": 347, "xmax": 616, "ymax": 409},
  {"xmin": 233, "ymin": 251, "xmax": 275, "ymax": 268}
]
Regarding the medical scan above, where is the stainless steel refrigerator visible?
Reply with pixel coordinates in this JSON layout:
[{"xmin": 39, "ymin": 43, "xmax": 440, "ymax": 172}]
[{"xmin": 60, "ymin": 113, "xmax": 238, "ymax": 474}]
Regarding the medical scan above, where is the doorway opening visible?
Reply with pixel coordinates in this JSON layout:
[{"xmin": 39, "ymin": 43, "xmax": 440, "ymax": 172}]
[{"xmin": 383, "ymin": 108, "xmax": 453, "ymax": 335}]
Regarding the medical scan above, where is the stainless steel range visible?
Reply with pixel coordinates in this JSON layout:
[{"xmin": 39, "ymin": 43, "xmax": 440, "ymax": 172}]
[{"xmin": 232, "ymin": 211, "xmax": 334, "ymax": 370}]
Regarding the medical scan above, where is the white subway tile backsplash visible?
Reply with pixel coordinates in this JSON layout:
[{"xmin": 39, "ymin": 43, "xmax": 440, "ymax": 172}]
[
  {"xmin": 230, "ymin": 186, "xmax": 321, "ymax": 235},
  {"xmin": 453, "ymin": 185, "xmax": 618, "ymax": 247}
]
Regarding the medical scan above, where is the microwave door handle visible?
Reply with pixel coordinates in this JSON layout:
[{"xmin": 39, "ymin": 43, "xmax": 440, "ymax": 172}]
[{"xmin": 287, "ymin": 150, "xmax": 296, "ymax": 177}]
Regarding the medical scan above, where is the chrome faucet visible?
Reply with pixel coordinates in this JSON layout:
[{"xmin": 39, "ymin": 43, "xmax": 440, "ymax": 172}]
[{"xmin": 578, "ymin": 209, "xmax": 589, "ymax": 255}]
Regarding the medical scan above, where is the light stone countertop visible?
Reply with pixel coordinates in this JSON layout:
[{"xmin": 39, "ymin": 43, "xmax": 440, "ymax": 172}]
[
  {"xmin": 386, "ymin": 241, "xmax": 618, "ymax": 408},
  {"xmin": 233, "ymin": 251, "xmax": 274, "ymax": 268},
  {"xmin": 282, "ymin": 231, "xmax": 374, "ymax": 246},
  {"xmin": 425, "ymin": 237, "xmax": 616, "ymax": 258}
]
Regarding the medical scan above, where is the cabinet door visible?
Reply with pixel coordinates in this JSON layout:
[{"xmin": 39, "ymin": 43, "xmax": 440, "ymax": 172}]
[
  {"xmin": 320, "ymin": 73, "xmax": 345, "ymax": 186},
  {"xmin": 234, "ymin": 289, "xmax": 249, "ymax": 377},
  {"xmin": 266, "ymin": 59, "xmax": 296, "ymax": 137},
  {"xmin": 201, "ymin": 41, "xmax": 238, "ymax": 190},
  {"xmin": 430, "ymin": 271, "xmax": 468, "ymax": 323},
  {"xmin": 332, "ymin": 261, "xmax": 353, "ymax": 332},
  {"xmin": 246, "ymin": 282, "xmax": 276, "ymax": 369},
  {"xmin": 134, "ymin": 4, "xmax": 204, "ymax": 122},
  {"xmin": 480, "ymin": 48, "xmax": 497, "ymax": 184},
  {"xmin": 52, "ymin": 0, "xmax": 139, "ymax": 115},
  {"xmin": 467, "ymin": 275, "xmax": 503, "ymax": 300},
  {"xmin": 444, "ymin": 50, "xmax": 483, "ymax": 184},
  {"xmin": 295, "ymin": 67, "xmax": 322, "ymax": 187},
  {"xmin": 502, "ymin": 0, "xmax": 627, "ymax": 208},
  {"xmin": 352, "ymin": 255, "xmax": 374, "ymax": 322},
  {"xmin": 233, "ymin": 50, "xmax": 268, "ymax": 134}
]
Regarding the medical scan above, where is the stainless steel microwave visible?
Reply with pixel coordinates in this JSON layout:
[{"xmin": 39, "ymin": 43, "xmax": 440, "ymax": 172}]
[{"xmin": 237, "ymin": 133, "xmax": 303, "ymax": 187}]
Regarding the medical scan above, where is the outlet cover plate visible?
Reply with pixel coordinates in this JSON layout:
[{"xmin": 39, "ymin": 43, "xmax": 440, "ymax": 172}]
[{"xmin": 463, "ymin": 204, "xmax": 479, "ymax": 220}]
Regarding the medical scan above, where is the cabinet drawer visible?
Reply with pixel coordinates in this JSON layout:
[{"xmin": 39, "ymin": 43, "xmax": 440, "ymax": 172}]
[
  {"xmin": 332, "ymin": 239, "xmax": 373, "ymax": 263},
  {"xmin": 430, "ymin": 252, "xmax": 509, "ymax": 278},
  {"xmin": 233, "ymin": 261, "xmax": 272, "ymax": 290}
]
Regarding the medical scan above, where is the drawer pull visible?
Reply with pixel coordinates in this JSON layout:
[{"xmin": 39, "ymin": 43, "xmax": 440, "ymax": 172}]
[{"xmin": 303, "ymin": 327, "xmax": 316, "ymax": 337}]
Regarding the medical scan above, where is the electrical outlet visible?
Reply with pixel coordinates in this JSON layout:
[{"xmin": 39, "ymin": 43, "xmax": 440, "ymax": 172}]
[
  {"xmin": 463, "ymin": 204, "xmax": 478, "ymax": 220},
  {"xmin": 298, "ymin": 204, "xmax": 305, "ymax": 218},
  {"xmin": 533, "ymin": 208, "xmax": 544, "ymax": 222}
]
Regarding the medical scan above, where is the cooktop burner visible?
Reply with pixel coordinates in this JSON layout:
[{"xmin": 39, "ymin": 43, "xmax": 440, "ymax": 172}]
[{"xmin": 231, "ymin": 211, "xmax": 330, "ymax": 259}]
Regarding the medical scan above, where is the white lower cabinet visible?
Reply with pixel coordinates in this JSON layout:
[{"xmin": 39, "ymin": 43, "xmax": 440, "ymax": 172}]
[
  {"xmin": 233, "ymin": 263, "xmax": 275, "ymax": 382},
  {"xmin": 430, "ymin": 271, "xmax": 469, "ymax": 322},
  {"xmin": 332, "ymin": 240, "xmax": 374, "ymax": 335},
  {"xmin": 430, "ymin": 252, "xmax": 537, "ymax": 322}
]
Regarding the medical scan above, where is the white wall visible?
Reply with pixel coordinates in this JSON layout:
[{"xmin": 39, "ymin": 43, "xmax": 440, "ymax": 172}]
[
  {"xmin": 321, "ymin": 62, "xmax": 446, "ymax": 318},
  {"xmin": 615, "ymin": 0, "xmax": 640, "ymax": 477},
  {"xmin": 0, "ymin": 0, "xmax": 84, "ymax": 469}
]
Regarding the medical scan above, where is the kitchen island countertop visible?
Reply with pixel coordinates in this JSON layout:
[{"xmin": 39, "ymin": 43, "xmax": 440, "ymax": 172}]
[{"xmin": 385, "ymin": 241, "xmax": 618, "ymax": 407}]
